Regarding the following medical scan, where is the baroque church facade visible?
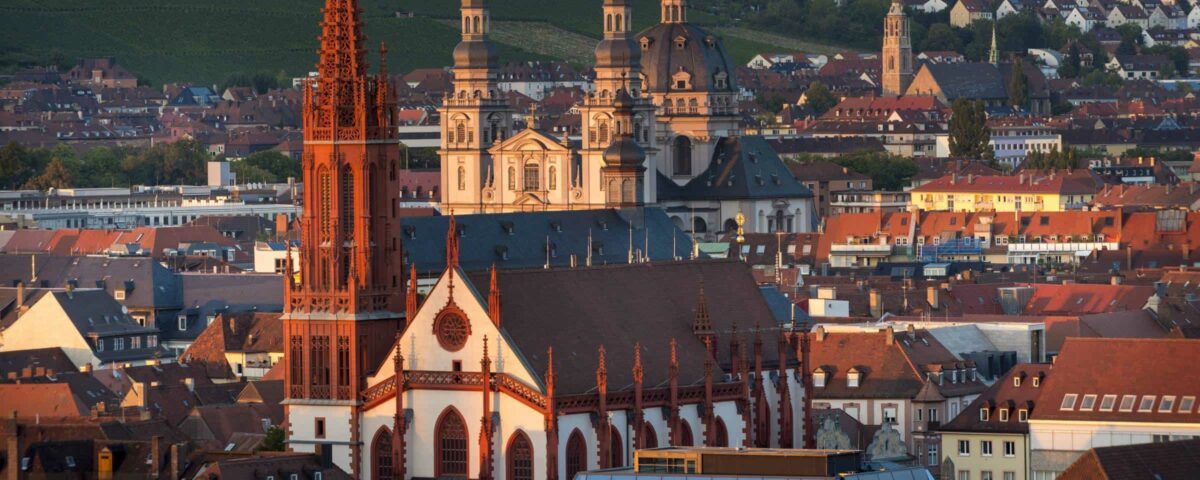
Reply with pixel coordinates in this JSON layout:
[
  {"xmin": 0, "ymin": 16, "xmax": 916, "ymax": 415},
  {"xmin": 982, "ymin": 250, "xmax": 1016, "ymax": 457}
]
[
  {"xmin": 285, "ymin": 2, "xmax": 821, "ymax": 479},
  {"xmin": 439, "ymin": 0, "xmax": 815, "ymax": 237}
]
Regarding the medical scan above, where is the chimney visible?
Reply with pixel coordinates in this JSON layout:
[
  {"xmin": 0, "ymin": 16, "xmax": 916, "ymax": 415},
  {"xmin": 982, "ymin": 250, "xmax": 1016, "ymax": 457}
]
[
  {"xmin": 15, "ymin": 281, "xmax": 24, "ymax": 312},
  {"xmin": 80, "ymin": 363, "xmax": 93, "ymax": 373},
  {"xmin": 815, "ymin": 326, "xmax": 827, "ymax": 342},
  {"xmin": 906, "ymin": 323, "xmax": 916, "ymax": 338},
  {"xmin": 151, "ymin": 436, "xmax": 163, "ymax": 476},
  {"xmin": 228, "ymin": 316, "xmax": 237, "ymax": 335},
  {"xmin": 1111, "ymin": 275, "xmax": 1123, "ymax": 285},
  {"xmin": 6, "ymin": 412, "xmax": 19, "ymax": 480},
  {"xmin": 1019, "ymin": 173, "xmax": 1025, "ymax": 185},
  {"xmin": 884, "ymin": 326, "xmax": 895, "ymax": 345},
  {"xmin": 869, "ymin": 289, "xmax": 883, "ymax": 318},
  {"xmin": 169, "ymin": 443, "xmax": 183, "ymax": 480},
  {"xmin": 184, "ymin": 378, "xmax": 195, "ymax": 393},
  {"xmin": 97, "ymin": 447, "xmax": 114, "ymax": 480},
  {"xmin": 927, "ymin": 286, "xmax": 940, "ymax": 310}
]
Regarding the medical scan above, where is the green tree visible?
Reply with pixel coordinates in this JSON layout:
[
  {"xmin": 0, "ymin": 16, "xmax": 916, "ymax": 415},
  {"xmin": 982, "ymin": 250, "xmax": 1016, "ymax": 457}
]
[
  {"xmin": 1115, "ymin": 24, "xmax": 1142, "ymax": 55},
  {"xmin": 804, "ymin": 81, "xmax": 838, "ymax": 116},
  {"xmin": 25, "ymin": 156, "xmax": 73, "ymax": 190},
  {"xmin": 1008, "ymin": 57, "xmax": 1028, "ymax": 109},
  {"xmin": 922, "ymin": 24, "xmax": 963, "ymax": 52},
  {"xmin": 259, "ymin": 426, "xmax": 286, "ymax": 452},
  {"xmin": 949, "ymin": 99, "xmax": 990, "ymax": 159},
  {"xmin": 239, "ymin": 151, "xmax": 301, "ymax": 181},
  {"xmin": 828, "ymin": 151, "xmax": 919, "ymax": 191},
  {"xmin": 0, "ymin": 141, "xmax": 37, "ymax": 189}
]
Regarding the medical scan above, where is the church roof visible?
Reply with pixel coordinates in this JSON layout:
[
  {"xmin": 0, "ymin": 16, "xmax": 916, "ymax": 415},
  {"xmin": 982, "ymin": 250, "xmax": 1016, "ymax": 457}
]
[
  {"xmin": 467, "ymin": 259, "xmax": 782, "ymax": 395},
  {"xmin": 400, "ymin": 208, "xmax": 695, "ymax": 274},
  {"xmin": 636, "ymin": 22, "xmax": 737, "ymax": 94},
  {"xmin": 663, "ymin": 136, "xmax": 813, "ymax": 201},
  {"xmin": 916, "ymin": 63, "xmax": 1008, "ymax": 100}
]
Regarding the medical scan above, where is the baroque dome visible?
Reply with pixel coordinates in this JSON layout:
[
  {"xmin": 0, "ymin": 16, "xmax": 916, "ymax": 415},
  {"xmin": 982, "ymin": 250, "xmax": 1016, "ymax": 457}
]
[
  {"xmin": 453, "ymin": 39, "xmax": 497, "ymax": 69},
  {"xmin": 635, "ymin": 22, "xmax": 737, "ymax": 94}
]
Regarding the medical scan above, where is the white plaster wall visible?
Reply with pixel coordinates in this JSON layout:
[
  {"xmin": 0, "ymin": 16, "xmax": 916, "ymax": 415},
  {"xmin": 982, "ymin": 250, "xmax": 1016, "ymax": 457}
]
[
  {"xmin": 1030, "ymin": 420, "xmax": 1200, "ymax": 452},
  {"xmin": 0, "ymin": 295, "xmax": 96, "ymax": 368},
  {"xmin": 288, "ymin": 404, "xmax": 355, "ymax": 473},
  {"xmin": 557, "ymin": 412, "xmax": 597, "ymax": 474}
]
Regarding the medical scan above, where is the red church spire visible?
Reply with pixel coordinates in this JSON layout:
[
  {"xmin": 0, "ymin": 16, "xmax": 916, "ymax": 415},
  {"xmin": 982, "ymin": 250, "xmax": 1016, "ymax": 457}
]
[
  {"xmin": 487, "ymin": 264, "xmax": 502, "ymax": 327},
  {"xmin": 447, "ymin": 213, "xmax": 460, "ymax": 271},
  {"xmin": 406, "ymin": 263, "xmax": 418, "ymax": 320}
]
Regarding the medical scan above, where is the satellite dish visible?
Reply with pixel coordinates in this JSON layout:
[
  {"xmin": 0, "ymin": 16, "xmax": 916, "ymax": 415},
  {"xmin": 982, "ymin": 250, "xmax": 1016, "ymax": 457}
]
[{"xmin": 121, "ymin": 306, "xmax": 129, "ymax": 314}]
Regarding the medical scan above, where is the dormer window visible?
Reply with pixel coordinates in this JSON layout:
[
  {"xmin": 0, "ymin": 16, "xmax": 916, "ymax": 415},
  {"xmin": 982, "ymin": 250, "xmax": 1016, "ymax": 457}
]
[
  {"xmin": 999, "ymin": 409, "xmax": 1009, "ymax": 421},
  {"xmin": 980, "ymin": 409, "xmax": 989, "ymax": 421},
  {"xmin": 847, "ymin": 368, "xmax": 861, "ymax": 388},
  {"xmin": 674, "ymin": 35, "xmax": 688, "ymax": 49},
  {"xmin": 672, "ymin": 68, "xmax": 692, "ymax": 90},
  {"xmin": 813, "ymin": 369, "xmax": 826, "ymax": 388},
  {"xmin": 1013, "ymin": 376, "xmax": 1021, "ymax": 387},
  {"xmin": 1033, "ymin": 376, "xmax": 1040, "ymax": 387}
]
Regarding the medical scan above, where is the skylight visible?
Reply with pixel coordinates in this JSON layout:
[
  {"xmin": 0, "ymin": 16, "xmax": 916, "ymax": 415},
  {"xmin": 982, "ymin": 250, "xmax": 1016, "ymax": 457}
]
[
  {"xmin": 1080, "ymin": 394, "xmax": 1097, "ymax": 411},
  {"xmin": 1119, "ymin": 395, "xmax": 1136, "ymax": 412},
  {"xmin": 1160, "ymin": 396, "xmax": 1176, "ymax": 413},
  {"xmin": 1060, "ymin": 393, "xmax": 1078, "ymax": 411},
  {"xmin": 1180, "ymin": 396, "xmax": 1196, "ymax": 413},
  {"xmin": 1100, "ymin": 394, "xmax": 1117, "ymax": 411},
  {"xmin": 1138, "ymin": 395, "xmax": 1156, "ymax": 412}
]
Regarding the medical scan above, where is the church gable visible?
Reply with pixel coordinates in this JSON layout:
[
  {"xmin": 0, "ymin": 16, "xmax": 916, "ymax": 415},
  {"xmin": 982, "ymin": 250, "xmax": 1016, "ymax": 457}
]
[
  {"xmin": 487, "ymin": 128, "xmax": 569, "ymax": 156},
  {"xmin": 370, "ymin": 266, "xmax": 542, "ymax": 392}
]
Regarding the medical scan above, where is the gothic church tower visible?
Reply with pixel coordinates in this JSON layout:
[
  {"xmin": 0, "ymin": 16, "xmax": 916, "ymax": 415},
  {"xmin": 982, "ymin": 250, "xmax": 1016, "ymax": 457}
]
[
  {"xmin": 882, "ymin": 0, "xmax": 913, "ymax": 97},
  {"xmin": 284, "ymin": 0, "xmax": 406, "ymax": 475}
]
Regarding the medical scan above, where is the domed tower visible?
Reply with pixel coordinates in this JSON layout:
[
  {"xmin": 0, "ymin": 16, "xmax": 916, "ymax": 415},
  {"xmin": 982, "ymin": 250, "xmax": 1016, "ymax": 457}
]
[
  {"xmin": 636, "ymin": 0, "xmax": 740, "ymax": 185},
  {"xmin": 580, "ymin": 0, "xmax": 658, "ymax": 208},
  {"xmin": 440, "ymin": 0, "xmax": 514, "ymax": 213},
  {"xmin": 601, "ymin": 90, "xmax": 648, "ymax": 208},
  {"xmin": 882, "ymin": 0, "xmax": 913, "ymax": 97}
]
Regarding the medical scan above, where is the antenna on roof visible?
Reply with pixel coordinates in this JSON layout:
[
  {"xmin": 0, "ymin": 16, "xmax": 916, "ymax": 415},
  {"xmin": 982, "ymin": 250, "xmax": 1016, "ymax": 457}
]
[
  {"xmin": 587, "ymin": 228, "xmax": 594, "ymax": 267},
  {"xmin": 628, "ymin": 221, "xmax": 634, "ymax": 264}
]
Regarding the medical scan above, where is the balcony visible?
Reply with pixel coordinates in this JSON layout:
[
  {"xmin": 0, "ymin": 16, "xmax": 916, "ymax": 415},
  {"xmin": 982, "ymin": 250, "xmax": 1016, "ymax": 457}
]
[{"xmin": 830, "ymin": 243, "xmax": 893, "ymax": 256}]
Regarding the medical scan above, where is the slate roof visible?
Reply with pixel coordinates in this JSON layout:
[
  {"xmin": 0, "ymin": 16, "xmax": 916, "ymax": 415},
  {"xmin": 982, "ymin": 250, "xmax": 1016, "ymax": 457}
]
[
  {"xmin": 0, "ymin": 347, "xmax": 77, "ymax": 379},
  {"xmin": 465, "ymin": 260, "xmax": 783, "ymax": 395},
  {"xmin": 400, "ymin": 208, "xmax": 694, "ymax": 274},
  {"xmin": 919, "ymin": 63, "xmax": 1008, "ymax": 100},
  {"xmin": 172, "ymin": 273, "xmax": 284, "ymax": 342},
  {"xmin": 664, "ymin": 136, "xmax": 813, "ymax": 201},
  {"xmin": 941, "ymin": 364, "xmax": 1048, "ymax": 434},
  {"xmin": 0, "ymin": 255, "xmax": 179, "ymax": 309},
  {"xmin": 181, "ymin": 312, "xmax": 283, "ymax": 379},
  {"xmin": 1059, "ymin": 438, "xmax": 1200, "ymax": 480}
]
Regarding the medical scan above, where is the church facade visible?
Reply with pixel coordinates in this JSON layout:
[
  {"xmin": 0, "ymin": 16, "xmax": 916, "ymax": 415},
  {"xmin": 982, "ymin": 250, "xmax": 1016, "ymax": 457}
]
[
  {"xmin": 284, "ymin": 1, "xmax": 819, "ymax": 479},
  {"xmin": 438, "ymin": 0, "xmax": 815, "ymax": 238}
]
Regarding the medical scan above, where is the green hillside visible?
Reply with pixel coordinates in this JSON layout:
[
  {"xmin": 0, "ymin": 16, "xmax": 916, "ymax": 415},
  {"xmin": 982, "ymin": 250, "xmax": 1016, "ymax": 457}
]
[{"xmin": 0, "ymin": 0, "xmax": 841, "ymax": 86}]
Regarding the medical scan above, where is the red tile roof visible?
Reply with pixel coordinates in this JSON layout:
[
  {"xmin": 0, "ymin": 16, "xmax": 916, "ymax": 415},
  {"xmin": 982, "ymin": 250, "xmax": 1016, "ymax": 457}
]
[
  {"xmin": 1033, "ymin": 338, "xmax": 1200, "ymax": 423},
  {"xmin": 941, "ymin": 363, "xmax": 1049, "ymax": 434},
  {"xmin": 911, "ymin": 171, "xmax": 1099, "ymax": 195}
]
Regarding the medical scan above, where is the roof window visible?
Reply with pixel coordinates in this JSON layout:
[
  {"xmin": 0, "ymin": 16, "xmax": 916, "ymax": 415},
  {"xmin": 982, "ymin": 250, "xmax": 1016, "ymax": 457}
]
[
  {"xmin": 1138, "ymin": 395, "xmax": 1157, "ymax": 412},
  {"xmin": 1119, "ymin": 395, "xmax": 1136, "ymax": 412},
  {"xmin": 1099, "ymin": 394, "xmax": 1117, "ymax": 411},
  {"xmin": 1060, "ymin": 393, "xmax": 1078, "ymax": 410},
  {"xmin": 1080, "ymin": 394, "xmax": 1097, "ymax": 411},
  {"xmin": 1179, "ymin": 396, "xmax": 1196, "ymax": 413}
]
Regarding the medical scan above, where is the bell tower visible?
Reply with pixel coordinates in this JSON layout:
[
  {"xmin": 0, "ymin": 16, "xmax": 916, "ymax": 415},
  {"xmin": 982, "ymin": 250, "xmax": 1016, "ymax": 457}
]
[
  {"xmin": 440, "ymin": 0, "xmax": 514, "ymax": 214},
  {"xmin": 581, "ymin": 0, "xmax": 657, "ymax": 207},
  {"xmin": 881, "ymin": 0, "xmax": 913, "ymax": 97},
  {"xmin": 285, "ymin": 0, "xmax": 404, "ymax": 474}
]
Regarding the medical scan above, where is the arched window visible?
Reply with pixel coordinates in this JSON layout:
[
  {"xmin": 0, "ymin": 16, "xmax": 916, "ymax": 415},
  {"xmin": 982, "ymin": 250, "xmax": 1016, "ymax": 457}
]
[
  {"xmin": 473, "ymin": 16, "xmax": 481, "ymax": 34},
  {"xmin": 456, "ymin": 122, "xmax": 466, "ymax": 144},
  {"xmin": 508, "ymin": 166, "xmax": 516, "ymax": 190},
  {"xmin": 609, "ymin": 425, "xmax": 624, "ymax": 468},
  {"xmin": 506, "ymin": 431, "xmax": 534, "ymax": 480},
  {"xmin": 598, "ymin": 121, "xmax": 610, "ymax": 145},
  {"xmin": 621, "ymin": 179, "xmax": 635, "ymax": 202},
  {"xmin": 714, "ymin": 418, "xmax": 729, "ymax": 448},
  {"xmin": 565, "ymin": 429, "xmax": 587, "ymax": 479},
  {"xmin": 457, "ymin": 166, "xmax": 466, "ymax": 191},
  {"xmin": 679, "ymin": 420, "xmax": 694, "ymax": 447},
  {"xmin": 693, "ymin": 217, "xmax": 707, "ymax": 234},
  {"xmin": 688, "ymin": 98, "xmax": 698, "ymax": 114},
  {"xmin": 673, "ymin": 136, "xmax": 692, "ymax": 176},
  {"xmin": 435, "ymin": 408, "xmax": 469, "ymax": 478},
  {"xmin": 616, "ymin": 14, "xmax": 623, "ymax": 32},
  {"xmin": 372, "ymin": 427, "xmax": 394, "ymax": 480},
  {"xmin": 606, "ymin": 14, "xmax": 613, "ymax": 32},
  {"xmin": 548, "ymin": 166, "xmax": 557, "ymax": 190},
  {"xmin": 524, "ymin": 163, "xmax": 539, "ymax": 191},
  {"xmin": 641, "ymin": 423, "xmax": 658, "ymax": 449},
  {"xmin": 775, "ymin": 210, "xmax": 785, "ymax": 232}
]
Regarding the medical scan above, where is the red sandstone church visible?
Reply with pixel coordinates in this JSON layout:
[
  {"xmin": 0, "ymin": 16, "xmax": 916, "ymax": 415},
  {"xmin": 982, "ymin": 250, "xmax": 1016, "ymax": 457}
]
[{"xmin": 282, "ymin": 1, "xmax": 816, "ymax": 479}]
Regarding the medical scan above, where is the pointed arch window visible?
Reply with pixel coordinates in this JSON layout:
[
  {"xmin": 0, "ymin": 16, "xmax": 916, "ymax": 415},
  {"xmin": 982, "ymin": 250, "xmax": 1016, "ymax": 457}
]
[
  {"xmin": 609, "ymin": 425, "xmax": 624, "ymax": 468},
  {"xmin": 318, "ymin": 168, "xmax": 332, "ymax": 237},
  {"xmin": 679, "ymin": 420, "xmax": 694, "ymax": 447},
  {"xmin": 642, "ymin": 423, "xmax": 658, "ymax": 449},
  {"xmin": 372, "ymin": 427, "xmax": 394, "ymax": 480},
  {"xmin": 435, "ymin": 408, "xmax": 469, "ymax": 478},
  {"xmin": 506, "ymin": 431, "xmax": 534, "ymax": 480},
  {"xmin": 714, "ymin": 418, "xmax": 729, "ymax": 448},
  {"xmin": 565, "ymin": 429, "xmax": 587, "ymax": 479}
]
